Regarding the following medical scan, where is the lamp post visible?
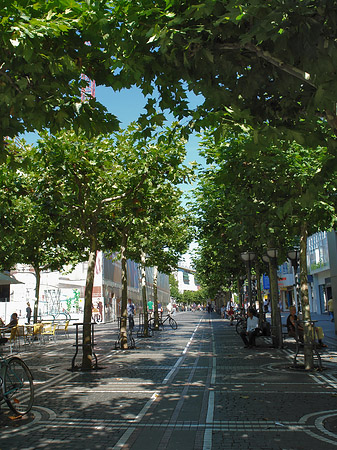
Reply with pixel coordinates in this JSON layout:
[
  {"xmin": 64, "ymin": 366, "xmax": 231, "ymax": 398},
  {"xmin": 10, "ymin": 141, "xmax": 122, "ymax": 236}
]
[
  {"xmin": 264, "ymin": 248, "xmax": 283, "ymax": 348},
  {"xmin": 287, "ymin": 248, "xmax": 300, "ymax": 312},
  {"xmin": 239, "ymin": 275, "xmax": 246, "ymax": 308},
  {"xmin": 240, "ymin": 251, "xmax": 256, "ymax": 307}
]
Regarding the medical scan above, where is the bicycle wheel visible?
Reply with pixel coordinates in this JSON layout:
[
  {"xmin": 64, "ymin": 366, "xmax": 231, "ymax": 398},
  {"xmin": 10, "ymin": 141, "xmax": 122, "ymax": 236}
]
[
  {"xmin": 4, "ymin": 357, "xmax": 34, "ymax": 415},
  {"xmin": 148, "ymin": 318, "xmax": 155, "ymax": 331},
  {"xmin": 236, "ymin": 319, "xmax": 246, "ymax": 335},
  {"xmin": 169, "ymin": 318, "xmax": 177, "ymax": 330}
]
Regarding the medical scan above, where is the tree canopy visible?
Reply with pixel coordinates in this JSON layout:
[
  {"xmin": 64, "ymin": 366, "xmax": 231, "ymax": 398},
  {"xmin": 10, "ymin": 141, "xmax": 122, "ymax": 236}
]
[
  {"xmin": 107, "ymin": 0, "xmax": 337, "ymax": 139},
  {"xmin": 0, "ymin": 0, "xmax": 118, "ymax": 152}
]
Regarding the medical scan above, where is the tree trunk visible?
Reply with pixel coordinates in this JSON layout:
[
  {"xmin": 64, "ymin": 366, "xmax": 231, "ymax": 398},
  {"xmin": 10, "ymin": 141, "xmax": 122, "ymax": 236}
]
[
  {"xmin": 141, "ymin": 250, "xmax": 149, "ymax": 337},
  {"xmin": 33, "ymin": 266, "xmax": 40, "ymax": 323},
  {"xmin": 300, "ymin": 221, "xmax": 314, "ymax": 370},
  {"xmin": 81, "ymin": 241, "xmax": 97, "ymax": 370},
  {"xmin": 120, "ymin": 231, "xmax": 129, "ymax": 349},
  {"xmin": 237, "ymin": 277, "xmax": 243, "ymax": 308},
  {"xmin": 153, "ymin": 266, "xmax": 159, "ymax": 330},
  {"xmin": 269, "ymin": 258, "xmax": 283, "ymax": 348},
  {"xmin": 256, "ymin": 265, "xmax": 264, "ymax": 327}
]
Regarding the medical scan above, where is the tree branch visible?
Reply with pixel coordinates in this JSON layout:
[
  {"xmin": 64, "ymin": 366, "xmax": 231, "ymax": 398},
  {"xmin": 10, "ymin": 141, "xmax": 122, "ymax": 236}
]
[
  {"xmin": 93, "ymin": 172, "xmax": 149, "ymax": 214},
  {"xmin": 0, "ymin": 66, "xmax": 22, "ymax": 93},
  {"xmin": 219, "ymin": 42, "xmax": 317, "ymax": 89}
]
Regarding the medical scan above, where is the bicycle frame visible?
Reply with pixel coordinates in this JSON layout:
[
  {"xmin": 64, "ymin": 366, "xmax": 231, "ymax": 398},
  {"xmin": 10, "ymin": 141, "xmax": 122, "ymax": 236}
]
[
  {"xmin": 0, "ymin": 356, "xmax": 5, "ymax": 399},
  {"xmin": 0, "ymin": 354, "xmax": 22, "ymax": 399}
]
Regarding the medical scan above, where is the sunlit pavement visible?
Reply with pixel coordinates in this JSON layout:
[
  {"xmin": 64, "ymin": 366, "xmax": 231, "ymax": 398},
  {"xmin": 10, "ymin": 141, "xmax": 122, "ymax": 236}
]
[{"xmin": 2, "ymin": 311, "xmax": 337, "ymax": 449}]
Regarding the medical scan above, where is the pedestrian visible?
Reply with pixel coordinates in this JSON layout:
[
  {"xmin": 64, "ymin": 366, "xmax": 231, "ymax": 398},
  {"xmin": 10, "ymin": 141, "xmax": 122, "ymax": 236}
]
[
  {"xmin": 328, "ymin": 298, "xmax": 334, "ymax": 322},
  {"xmin": 240, "ymin": 308, "xmax": 259, "ymax": 348},
  {"xmin": 207, "ymin": 302, "xmax": 212, "ymax": 313},
  {"xmin": 220, "ymin": 305, "xmax": 225, "ymax": 319},
  {"xmin": 227, "ymin": 305, "xmax": 235, "ymax": 325},
  {"xmin": 26, "ymin": 302, "xmax": 32, "ymax": 324},
  {"xmin": 127, "ymin": 298, "xmax": 135, "ymax": 330},
  {"xmin": 263, "ymin": 298, "xmax": 269, "ymax": 314},
  {"xmin": 147, "ymin": 299, "xmax": 154, "ymax": 318},
  {"xmin": 167, "ymin": 302, "xmax": 173, "ymax": 315}
]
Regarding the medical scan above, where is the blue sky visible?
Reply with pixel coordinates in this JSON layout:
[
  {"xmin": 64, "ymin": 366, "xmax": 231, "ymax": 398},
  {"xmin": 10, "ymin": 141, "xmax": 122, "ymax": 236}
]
[
  {"xmin": 95, "ymin": 85, "xmax": 205, "ymax": 206},
  {"xmin": 95, "ymin": 85, "xmax": 205, "ymax": 165}
]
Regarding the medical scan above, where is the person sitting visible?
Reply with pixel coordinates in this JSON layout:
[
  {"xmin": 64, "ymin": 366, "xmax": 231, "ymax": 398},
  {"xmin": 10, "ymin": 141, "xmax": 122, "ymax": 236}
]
[
  {"xmin": 6, "ymin": 312, "xmax": 18, "ymax": 330},
  {"xmin": 287, "ymin": 306, "xmax": 303, "ymax": 343},
  {"xmin": 240, "ymin": 308, "xmax": 259, "ymax": 348},
  {"xmin": 287, "ymin": 306, "xmax": 326, "ymax": 347}
]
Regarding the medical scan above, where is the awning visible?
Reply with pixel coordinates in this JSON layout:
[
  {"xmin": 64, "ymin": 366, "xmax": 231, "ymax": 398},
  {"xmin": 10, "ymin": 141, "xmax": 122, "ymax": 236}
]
[{"xmin": 0, "ymin": 272, "xmax": 23, "ymax": 285}]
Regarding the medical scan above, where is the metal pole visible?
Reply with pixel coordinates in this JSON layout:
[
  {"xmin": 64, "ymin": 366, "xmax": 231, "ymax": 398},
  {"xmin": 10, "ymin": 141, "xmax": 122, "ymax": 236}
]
[{"xmin": 247, "ymin": 260, "xmax": 252, "ymax": 307}]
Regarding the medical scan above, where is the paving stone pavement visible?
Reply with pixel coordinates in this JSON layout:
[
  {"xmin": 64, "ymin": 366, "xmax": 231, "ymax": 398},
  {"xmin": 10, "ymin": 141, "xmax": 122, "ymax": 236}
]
[{"xmin": 2, "ymin": 311, "xmax": 337, "ymax": 449}]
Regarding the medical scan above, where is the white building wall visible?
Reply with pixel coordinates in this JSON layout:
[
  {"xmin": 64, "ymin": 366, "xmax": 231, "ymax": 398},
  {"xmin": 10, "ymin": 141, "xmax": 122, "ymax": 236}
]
[{"xmin": 175, "ymin": 265, "xmax": 199, "ymax": 294}]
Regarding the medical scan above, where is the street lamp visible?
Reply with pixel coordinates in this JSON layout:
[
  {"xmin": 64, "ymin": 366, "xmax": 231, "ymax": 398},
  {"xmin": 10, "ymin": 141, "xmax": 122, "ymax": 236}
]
[
  {"xmin": 262, "ymin": 255, "xmax": 270, "ymax": 264},
  {"xmin": 287, "ymin": 248, "xmax": 300, "ymax": 311},
  {"xmin": 240, "ymin": 251, "xmax": 256, "ymax": 307},
  {"xmin": 267, "ymin": 248, "xmax": 279, "ymax": 259},
  {"xmin": 265, "ymin": 247, "xmax": 282, "ymax": 348}
]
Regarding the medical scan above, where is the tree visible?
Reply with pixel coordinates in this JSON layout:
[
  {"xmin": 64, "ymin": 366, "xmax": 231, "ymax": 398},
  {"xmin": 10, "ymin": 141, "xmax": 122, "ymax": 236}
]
[
  {"xmin": 0, "ymin": 0, "xmax": 118, "ymax": 153},
  {"xmin": 0, "ymin": 141, "xmax": 83, "ymax": 321},
  {"xmin": 0, "ymin": 149, "xmax": 23, "ymax": 270},
  {"xmin": 29, "ymin": 128, "xmax": 145, "ymax": 369},
  {"xmin": 194, "ymin": 126, "xmax": 337, "ymax": 366},
  {"xmin": 110, "ymin": 127, "xmax": 192, "ymax": 345},
  {"xmin": 169, "ymin": 274, "xmax": 181, "ymax": 303},
  {"xmin": 108, "ymin": 1, "xmax": 337, "ymax": 139}
]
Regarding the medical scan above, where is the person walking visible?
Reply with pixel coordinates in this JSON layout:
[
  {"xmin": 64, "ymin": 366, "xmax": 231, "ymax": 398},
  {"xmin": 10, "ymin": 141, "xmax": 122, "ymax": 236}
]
[
  {"xmin": 147, "ymin": 299, "xmax": 154, "ymax": 319},
  {"xmin": 127, "ymin": 299, "xmax": 135, "ymax": 330},
  {"xmin": 328, "ymin": 298, "xmax": 334, "ymax": 322},
  {"xmin": 26, "ymin": 302, "xmax": 32, "ymax": 324}
]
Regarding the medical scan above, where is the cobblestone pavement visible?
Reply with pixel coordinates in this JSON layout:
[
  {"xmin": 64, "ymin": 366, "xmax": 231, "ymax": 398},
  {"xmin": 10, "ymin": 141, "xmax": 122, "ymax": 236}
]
[{"xmin": 2, "ymin": 312, "xmax": 337, "ymax": 449}]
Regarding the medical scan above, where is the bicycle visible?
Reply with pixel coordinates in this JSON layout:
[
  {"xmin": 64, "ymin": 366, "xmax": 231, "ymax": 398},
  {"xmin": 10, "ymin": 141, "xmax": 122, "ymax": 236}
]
[
  {"xmin": 0, "ymin": 354, "xmax": 34, "ymax": 416},
  {"xmin": 235, "ymin": 316, "xmax": 247, "ymax": 335},
  {"xmin": 148, "ymin": 313, "xmax": 177, "ymax": 331}
]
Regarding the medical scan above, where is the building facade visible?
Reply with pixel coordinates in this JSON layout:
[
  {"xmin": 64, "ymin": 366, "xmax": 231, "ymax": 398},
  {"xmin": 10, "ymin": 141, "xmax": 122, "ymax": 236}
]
[
  {"xmin": 174, "ymin": 263, "xmax": 200, "ymax": 294},
  {"xmin": 0, "ymin": 251, "xmax": 170, "ymax": 324}
]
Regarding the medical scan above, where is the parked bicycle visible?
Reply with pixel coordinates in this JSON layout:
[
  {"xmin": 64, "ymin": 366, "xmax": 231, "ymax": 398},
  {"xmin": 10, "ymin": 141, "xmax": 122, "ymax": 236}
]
[
  {"xmin": 0, "ymin": 354, "xmax": 34, "ymax": 415},
  {"xmin": 148, "ymin": 313, "xmax": 177, "ymax": 331},
  {"xmin": 235, "ymin": 316, "xmax": 247, "ymax": 335},
  {"xmin": 234, "ymin": 308, "xmax": 247, "ymax": 335}
]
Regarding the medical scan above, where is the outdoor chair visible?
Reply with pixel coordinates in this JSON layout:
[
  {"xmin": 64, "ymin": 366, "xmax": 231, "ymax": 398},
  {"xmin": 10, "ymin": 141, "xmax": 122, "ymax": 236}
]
[
  {"xmin": 8, "ymin": 326, "xmax": 19, "ymax": 354},
  {"xmin": 16, "ymin": 325, "xmax": 31, "ymax": 346},
  {"xmin": 57, "ymin": 320, "xmax": 70, "ymax": 338},
  {"xmin": 41, "ymin": 323, "xmax": 57, "ymax": 343},
  {"xmin": 32, "ymin": 323, "xmax": 44, "ymax": 344}
]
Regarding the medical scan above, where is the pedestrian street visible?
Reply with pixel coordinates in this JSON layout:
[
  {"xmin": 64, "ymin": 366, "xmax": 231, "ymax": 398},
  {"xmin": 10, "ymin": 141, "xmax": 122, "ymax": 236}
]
[{"xmin": 2, "ymin": 312, "xmax": 337, "ymax": 449}]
